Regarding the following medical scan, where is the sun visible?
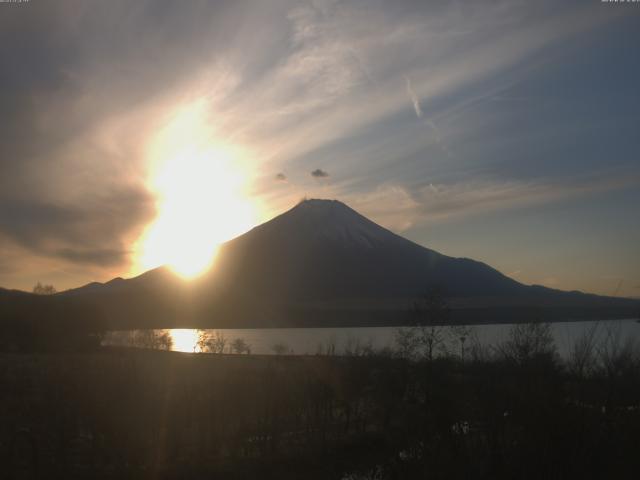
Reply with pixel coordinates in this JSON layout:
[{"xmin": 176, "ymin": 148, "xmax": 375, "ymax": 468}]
[{"xmin": 134, "ymin": 101, "xmax": 257, "ymax": 278}]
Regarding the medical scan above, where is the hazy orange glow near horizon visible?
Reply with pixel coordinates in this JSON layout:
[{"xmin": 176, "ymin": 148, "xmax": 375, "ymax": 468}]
[{"xmin": 132, "ymin": 101, "xmax": 260, "ymax": 279}]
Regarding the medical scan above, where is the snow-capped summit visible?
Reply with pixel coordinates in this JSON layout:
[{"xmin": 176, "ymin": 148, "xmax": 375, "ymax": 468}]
[{"xmin": 247, "ymin": 199, "xmax": 405, "ymax": 250}]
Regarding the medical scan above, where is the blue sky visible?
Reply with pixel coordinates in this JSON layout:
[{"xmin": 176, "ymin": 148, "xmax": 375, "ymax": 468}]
[{"xmin": 0, "ymin": 0, "xmax": 638, "ymax": 296}]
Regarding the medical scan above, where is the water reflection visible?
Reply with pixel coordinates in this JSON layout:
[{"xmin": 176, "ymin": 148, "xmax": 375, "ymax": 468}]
[
  {"xmin": 170, "ymin": 329, "xmax": 201, "ymax": 352},
  {"xmin": 102, "ymin": 320, "xmax": 640, "ymax": 358},
  {"xmin": 108, "ymin": 329, "xmax": 173, "ymax": 351},
  {"xmin": 114, "ymin": 329, "xmax": 255, "ymax": 354}
]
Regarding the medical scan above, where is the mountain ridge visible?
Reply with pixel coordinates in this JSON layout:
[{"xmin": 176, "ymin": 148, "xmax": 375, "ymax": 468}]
[{"xmin": 4, "ymin": 198, "xmax": 637, "ymax": 329}]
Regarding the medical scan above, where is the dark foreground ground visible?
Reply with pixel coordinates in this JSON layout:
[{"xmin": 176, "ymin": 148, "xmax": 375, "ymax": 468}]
[{"xmin": 2, "ymin": 337, "xmax": 640, "ymax": 480}]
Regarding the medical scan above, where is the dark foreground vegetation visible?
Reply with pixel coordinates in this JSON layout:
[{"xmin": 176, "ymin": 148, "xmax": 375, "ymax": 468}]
[{"xmin": 1, "ymin": 321, "xmax": 640, "ymax": 480}]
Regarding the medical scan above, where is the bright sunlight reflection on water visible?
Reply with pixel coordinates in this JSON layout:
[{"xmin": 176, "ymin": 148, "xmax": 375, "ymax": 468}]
[
  {"xmin": 104, "ymin": 320, "xmax": 640, "ymax": 357},
  {"xmin": 169, "ymin": 329, "xmax": 201, "ymax": 353}
]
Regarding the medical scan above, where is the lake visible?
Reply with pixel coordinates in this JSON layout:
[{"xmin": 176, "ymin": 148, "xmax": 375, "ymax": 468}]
[{"xmin": 103, "ymin": 319, "xmax": 640, "ymax": 358}]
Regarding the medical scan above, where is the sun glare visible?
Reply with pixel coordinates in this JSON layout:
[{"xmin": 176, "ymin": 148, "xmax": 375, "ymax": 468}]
[
  {"xmin": 170, "ymin": 329, "xmax": 200, "ymax": 353},
  {"xmin": 135, "ymin": 101, "xmax": 257, "ymax": 278}
]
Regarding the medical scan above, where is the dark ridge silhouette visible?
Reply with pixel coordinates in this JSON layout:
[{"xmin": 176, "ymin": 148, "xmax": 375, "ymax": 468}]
[
  {"xmin": 0, "ymin": 287, "xmax": 106, "ymax": 351},
  {"xmin": 3, "ymin": 199, "xmax": 638, "ymax": 330}
]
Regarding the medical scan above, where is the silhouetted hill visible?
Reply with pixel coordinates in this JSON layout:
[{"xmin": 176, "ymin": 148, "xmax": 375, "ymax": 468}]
[
  {"xmin": 0, "ymin": 287, "xmax": 107, "ymax": 351},
  {"xmin": 3, "ymin": 199, "xmax": 638, "ymax": 329}
]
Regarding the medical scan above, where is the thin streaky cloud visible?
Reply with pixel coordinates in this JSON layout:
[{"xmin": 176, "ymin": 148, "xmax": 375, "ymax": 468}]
[
  {"xmin": 345, "ymin": 173, "xmax": 640, "ymax": 233},
  {"xmin": 0, "ymin": 0, "xmax": 637, "ymax": 294},
  {"xmin": 404, "ymin": 76, "xmax": 423, "ymax": 118}
]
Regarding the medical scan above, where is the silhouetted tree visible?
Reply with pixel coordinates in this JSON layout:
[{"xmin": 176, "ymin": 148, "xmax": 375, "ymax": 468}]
[
  {"xmin": 231, "ymin": 337, "xmax": 251, "ymax": 354},
  {"xmin": 448, "ymin": 324, "xmax": 474, "ymax": 361},
  {"xmin": 2, "ymin": 326, "xmax": 640, "ymax": 478},
  {"xmin": 394, "ymin": 327, "xmax": 420, "ymax": 359},
  {"xmin": 209, "ymin": 331, "xmax": 227, "ymax": 353},
  {"xmin": 132, "ymin": 329, "xmax": 172, "ymax": 350},
  {"xmin": 568, "ymin": 322, "xmax": 600, "ymax": 378},
  {"xmin": 32, "ymin": 282, "xmax": 56, "ymax": 295},
  {"xmin": 343, "ymin": 336, "xmax": 374, "ymax": 356},
  {"xmin": 414, "ymin": 287, "xmax": 450, "ymax": 361},
  {"xmin": 271, "ymin": 342, "xmax": 290, "ymax": 355},
  {"xmin": 195, "ymin": 330, "xmax": 228, "ymax": 353},
  {"xmin": 496, "ymin": 321, "xmax": 556, "ymax": 365}
]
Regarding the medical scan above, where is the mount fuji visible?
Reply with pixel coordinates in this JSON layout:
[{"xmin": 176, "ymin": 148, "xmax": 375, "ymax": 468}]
[{"xmin": 6, "ymin": 199, "xmax": 638, "ymax": 329}]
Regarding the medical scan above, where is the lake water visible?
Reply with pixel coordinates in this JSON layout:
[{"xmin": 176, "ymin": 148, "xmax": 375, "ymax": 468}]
[{"xmin": 103, "ymin": 319, "xmax": 640, "ymax": 358}]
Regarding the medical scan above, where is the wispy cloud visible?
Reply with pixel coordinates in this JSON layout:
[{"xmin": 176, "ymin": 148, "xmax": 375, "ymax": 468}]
[
  {"xmin": 0, "ymin": 0, "xmax": 635, "ymax": 290},
  {"xmin": 347, "ymin": 173, "xmax": 640, "ymax": 232},
  {"xmin": 404, "ymin": 76, "xmax": 423, "ymax": 118}
]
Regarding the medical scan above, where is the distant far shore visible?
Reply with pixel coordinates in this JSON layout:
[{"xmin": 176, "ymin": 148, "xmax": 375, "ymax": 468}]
[{"xmin": 133, "ymin": 305, "xmax": 639, "ymax": 331}]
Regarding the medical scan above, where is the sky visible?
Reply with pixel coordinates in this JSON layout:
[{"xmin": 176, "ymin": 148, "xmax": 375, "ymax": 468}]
[{"xmin": 0, "ymin": 0, "xmax": 639, "ymax": 297}]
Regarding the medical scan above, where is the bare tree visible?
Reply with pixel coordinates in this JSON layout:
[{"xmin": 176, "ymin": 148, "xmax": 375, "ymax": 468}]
[
  {"xmin": 568, "ymin": 322, "xmax": 600, "ymax": 378},
  {"xmin": 448, "ymin": 324, "xmax": 474, "ymax": 361},
  {"xmin": 210, "ymin": 331, "xmax": 227, "ymax": 354},
  {"xmin": 343, "ymin": 336, "xmax": 374, "ymax": 357},
  {"xmin": 597, "ymin": 323, "xmax": 637, "ymax": 380},
  {"xmin": 414, "ymin": 287, "xmax": 450, "ymax": 361},
  {"xmin": 394, "ymin": 327, "xmax": 420, "ymax": 360},
  {"xmin": 496, "ymin": 321, "xmax": 556, "ymax": 365},
  {"xmin": 132, "ymin": 330, "xmax": 173, "ymax": 350},
  {"xmin": 231, "ymin": 337, "xmax": 251, "ymax": 354},
  {"xmin": 315, "ymin": 338, "xmax": 337, "ymax": 356},
  {"xmin": 33, "ymin": 282, "xmax": 57, "ymax": 295},
  {"xmin": 195, "ymin": 331, "xmax": 228, "ymax": 353},
  {"xmin": 271, "ymin": 342, "xmax": 290, "ymax": 355}
]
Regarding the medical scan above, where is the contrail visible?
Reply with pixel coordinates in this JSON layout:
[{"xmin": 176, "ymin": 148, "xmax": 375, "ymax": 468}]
[
  {"xmin": 404, "ymin": 76, "xmax": 423, "ymax": 118},
  {"xmin": 404, "ymin": 75, "xmax": 454, "ymax": 158}
]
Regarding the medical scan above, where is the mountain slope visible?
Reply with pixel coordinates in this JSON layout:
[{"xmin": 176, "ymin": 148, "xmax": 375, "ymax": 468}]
[{"xmin": 211, "ymin": 199, "xmax": 525, "ymax": 301}]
